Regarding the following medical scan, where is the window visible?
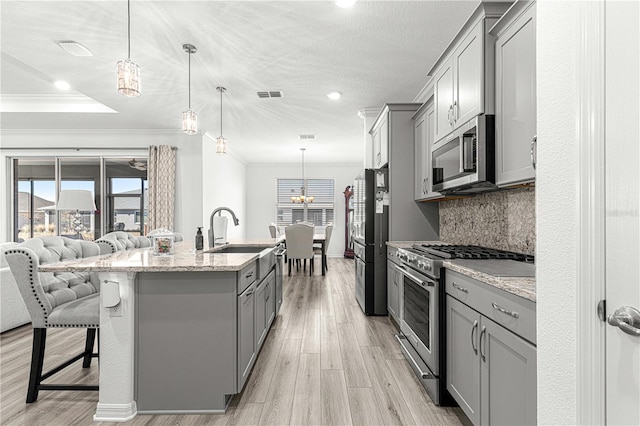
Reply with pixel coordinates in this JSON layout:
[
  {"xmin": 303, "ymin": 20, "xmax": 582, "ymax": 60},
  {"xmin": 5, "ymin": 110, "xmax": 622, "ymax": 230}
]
[{"xmin": 276, "ymin": 178, "xmax": 334, "ymax": 228}]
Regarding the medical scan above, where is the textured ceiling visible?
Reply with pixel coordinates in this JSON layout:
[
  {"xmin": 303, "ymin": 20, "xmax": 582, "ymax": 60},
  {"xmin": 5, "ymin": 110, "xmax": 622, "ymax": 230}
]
[{"xmin": 0, "ymin": 0, "xmax": 479, "ymax": 163}]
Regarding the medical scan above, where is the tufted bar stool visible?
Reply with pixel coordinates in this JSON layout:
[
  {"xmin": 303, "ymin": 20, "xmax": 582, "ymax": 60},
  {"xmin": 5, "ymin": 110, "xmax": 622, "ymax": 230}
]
[
  {"xmin": 95, "ymin": 230, "xmax": 151, "ymax": 254},
  {"xmin": 3, "ymin": 236, "xmax": 101, "ymax": 403}
]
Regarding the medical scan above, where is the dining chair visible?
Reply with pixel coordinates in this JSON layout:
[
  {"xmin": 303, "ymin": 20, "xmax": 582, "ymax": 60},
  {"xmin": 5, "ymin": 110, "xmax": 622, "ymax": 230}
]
[
  {"xmin": 284, "ymin": 223, "xmax": 314, "ymax": 276},
  {"xmin": 314, "ymin": 224, "xmax": 333, "ymax": 273},
  {"xmin": 95, "ymin": 231, "xmax": 151, "ymax": 254},
  {"xmin": 269, "ymin": 223, "xmax": 278, "ymax": 238},
  {"xmin": 3, "ymin": 236, "xmax": 101, "ymax": 402}
]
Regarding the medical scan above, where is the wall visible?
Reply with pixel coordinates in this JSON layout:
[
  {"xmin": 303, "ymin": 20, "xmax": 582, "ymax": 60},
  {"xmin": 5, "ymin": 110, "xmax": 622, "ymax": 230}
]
[
  {"xmin": 201, "ymin": 133, "xmax": 247, "ymax": 242},
  {"xmin": 245, "ymin": 162, "xmax": 362, "ymax": 256},
  {"xmin": 439, "ymin": 187, "xmax": 536, "ymax": 255},
  {"xmin": 0, "ymin": 130, "xmax": 203, "ymax": 241},
  {"xmin": 536, "ymin": 2, "xmax": 579, "ymax": 424}
]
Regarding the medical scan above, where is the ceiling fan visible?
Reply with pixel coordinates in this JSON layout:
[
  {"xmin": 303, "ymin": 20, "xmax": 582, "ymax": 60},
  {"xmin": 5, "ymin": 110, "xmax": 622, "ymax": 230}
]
[{"xmin": 128, "ymin": 159, "xmax": 147, "ymax": 171}]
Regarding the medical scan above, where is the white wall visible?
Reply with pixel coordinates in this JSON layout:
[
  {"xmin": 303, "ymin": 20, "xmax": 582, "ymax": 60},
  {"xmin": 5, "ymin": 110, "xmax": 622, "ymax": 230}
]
[
  {"xmin": 201, "ymin": 133, "xmax": 247, "ymax": 242},
  {"xmin": 245, "ymin": 162, "xmax": 362, "ymax": 256},
  {"xmin": 0, "ymin": 130, "xmax": 203, "ymax": 241},
  {"xmin": 536, "ymin": 2, "xmax": 579, "ymax": 424}
]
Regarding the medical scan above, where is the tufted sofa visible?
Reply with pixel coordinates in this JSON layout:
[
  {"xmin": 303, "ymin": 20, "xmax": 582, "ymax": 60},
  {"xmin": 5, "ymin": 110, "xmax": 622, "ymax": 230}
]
[
  {"xmin": 95, "ymin": 231, "xmax": 151, "ymax": 254},
  {"xmin": 1, "ymin": 242, "xmax": 30, "ymax": 332},
  {"xmin": 3, "ymin": 236, "xmax": 101, "ymax": 402}
]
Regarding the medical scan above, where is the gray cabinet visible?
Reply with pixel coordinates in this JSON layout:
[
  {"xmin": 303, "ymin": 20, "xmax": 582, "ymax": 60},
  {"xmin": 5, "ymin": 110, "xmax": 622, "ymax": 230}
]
[
  {"xmin": 255, "ymin": 269, "xmax": 276, "ymax": 350},
  {"xmin": 372, "ymin": 115, "xmax": 389, "ymax": 168},
  {"xmin": 266, "ymin": 271, "xmax": 276, "ymax": 328},
  {"xmin": 387, "ymin": 260, "xmax": 401, "ymax": 323},
  {"xmin": 493, "ymin": 1, "xmax": 537, "ymax": 186},
  {"xmin": 414, "ymin": 100, "xmax": 443, "ymax": 201},
  {"xmin": 238, "ymin": 281, "xmax": 256, "ymax": 391},
  {"xmin": 446, "ymin": 270, "xmax": 536, "ymax": 425}
]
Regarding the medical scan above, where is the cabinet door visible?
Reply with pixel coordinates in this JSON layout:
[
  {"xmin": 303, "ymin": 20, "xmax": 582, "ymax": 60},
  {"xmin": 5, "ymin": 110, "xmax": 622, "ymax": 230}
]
[
  {"xmin": 480, "ymin": 316, "xmax": 537, "ymax": 426},
  {"xmin": 387, "ymin": 261, "xmax": 400, "ymax": 321},
  {"xmin": 238, "ymin": 283, "xmax": 256, "ymax": 391},
  {"xmin": 434, "ymin": 60, "xmax": 455, "ymax": 142},
  {"xmin": 255, "ymin": 278, "xmax": 268, "ymax": 349},
  {"xmin": 495, "ymin": 5, "xmax": 536, "ymax": 186},
  {"xmin": 423, "ymin": 103, "xmax": 443, "ymax": 200},
  {"xmin": 447, "ymin": 295, "xmax": 481, "ymax": 426},
  {"xmin": 453, "ymin": 20, "xmax": 484, "ymax": 126},
  {"xmin": 379, "ymin": 117, "xmax": 389, "ymax": 167},
  {"xmin": 372, "ymin": 127, "xmax": 382, "ymax": 168},
  {"xmin": 266, "ymin": 272, "xmax": 276, "ymax": 329},
  {"xmin": 414, "ymin": 111, "xmax": 427, "ymax": 201}
]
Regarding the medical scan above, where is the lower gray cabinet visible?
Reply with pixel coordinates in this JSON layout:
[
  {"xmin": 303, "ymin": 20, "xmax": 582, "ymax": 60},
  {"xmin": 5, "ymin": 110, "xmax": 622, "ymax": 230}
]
[
  {"xmin": 446, "ymin": 279, "xmax": 536, "ymax": 425},
  {"xmin": 387, "ymin": 260, "xmax": 401, "ymax": 322},
  {"xmin": 266, "ymin": 271, "xmax": 276, "ymax": 328},
  {"xmin": 255, "ymin": 277, "xmax": 268, "ymax": 349},
  {"xmin": 237, "ymin": 281, "xmax": 256, "ymax": 391}
]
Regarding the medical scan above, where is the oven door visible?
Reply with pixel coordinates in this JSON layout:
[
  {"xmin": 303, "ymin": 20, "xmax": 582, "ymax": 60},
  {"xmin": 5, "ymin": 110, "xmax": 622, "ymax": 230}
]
[{"xmin": 400, "ymin": 264, "xmax": 439, "ymax": 376}]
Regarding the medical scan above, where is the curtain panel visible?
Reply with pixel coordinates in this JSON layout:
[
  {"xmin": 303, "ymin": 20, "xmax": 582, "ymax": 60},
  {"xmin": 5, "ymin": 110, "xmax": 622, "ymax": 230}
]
[{"xmin": 147, "ymin": 145, "xmax": 177, "ymax": 231}]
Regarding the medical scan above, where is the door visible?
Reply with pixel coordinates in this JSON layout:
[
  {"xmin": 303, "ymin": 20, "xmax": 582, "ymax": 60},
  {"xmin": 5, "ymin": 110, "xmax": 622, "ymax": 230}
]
[
  {"xmin": 414, "ymin": 110, "xmax": 426, "ymax": 200},
  {"xmin": 387, "ymin": 260, "xmax": 400, "ymax": 321},
  {"xmin": 237, "ymin": 283, "xmax": 256, "ymax": 391},
  {"xmin": 480, "ymin": 316, "xmax": 537, "ymax": 426},
  {"xmin": 446, "ymin": 295, "xmax": 481, "ymax": 425},
  {"xmin": 266, "ymin": 271, "xmax": 276, "ymax": 328},
  {"xmin": 604, "ymin": 1, "xmax": 640, "ymax": 424},
  {"xmin": 255, "ymin": 278, "xmax": 268, "ymax": 349},
  {"xmin": 434, "ymin": 60, "xmax": 455, "ymax": 142}
]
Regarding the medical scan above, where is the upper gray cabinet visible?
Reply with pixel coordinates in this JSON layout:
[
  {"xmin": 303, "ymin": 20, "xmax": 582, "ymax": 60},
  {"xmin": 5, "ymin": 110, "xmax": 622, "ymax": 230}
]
[
  {"xmin": 492, "ymin": 1, "xmax": 537, "ymax": 187},
  {"xmin": 414, "ymin": 99, "xmax": 443, "ymax": 201},
  {"xmin": 430, "ymin": 3, "xmax": 510, "ymax": 143},
  {"xmin": 371, "ymin": 114, "xmax": 389, "ymax": 168}
]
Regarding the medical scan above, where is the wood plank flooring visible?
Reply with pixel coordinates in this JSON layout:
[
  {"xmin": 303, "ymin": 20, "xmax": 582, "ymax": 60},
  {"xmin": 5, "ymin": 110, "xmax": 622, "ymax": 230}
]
[{"xmin": 0, "ymin": 258, "xmax": 470, "ymax": 426}]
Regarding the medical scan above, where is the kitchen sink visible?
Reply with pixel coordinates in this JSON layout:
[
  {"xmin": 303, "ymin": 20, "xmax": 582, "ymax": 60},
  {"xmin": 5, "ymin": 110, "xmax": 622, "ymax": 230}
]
[{"xmin": 206, "ymin": 246, "xmax": 266, "ymax": 254}]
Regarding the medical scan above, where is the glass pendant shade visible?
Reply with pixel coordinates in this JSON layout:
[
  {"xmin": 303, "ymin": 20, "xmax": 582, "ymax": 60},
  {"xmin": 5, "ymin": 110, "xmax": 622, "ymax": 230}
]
[
  {"xmin": 116, "ymin": 58, "xmax": 141, "ymax": 97},
  {"xmin": 216, "ymin": 136, "xmax": 227, "ymax": 154},
  {"xmin": 182, "ymin": 109, "xmax": 198, "ymax": 135}
]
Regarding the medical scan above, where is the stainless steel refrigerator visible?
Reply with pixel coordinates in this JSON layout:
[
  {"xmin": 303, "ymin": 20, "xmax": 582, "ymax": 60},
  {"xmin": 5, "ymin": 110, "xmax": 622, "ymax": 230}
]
[{"xmin": 353, "ymin": 169, "xmax": 388, "ymax": 315}]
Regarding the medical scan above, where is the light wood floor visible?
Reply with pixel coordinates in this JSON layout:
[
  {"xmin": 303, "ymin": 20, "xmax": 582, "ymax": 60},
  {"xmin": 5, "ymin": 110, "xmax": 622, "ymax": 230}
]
[{"xmin": 0, "ymin": 258, "xmax": 470, "ymax": 426}]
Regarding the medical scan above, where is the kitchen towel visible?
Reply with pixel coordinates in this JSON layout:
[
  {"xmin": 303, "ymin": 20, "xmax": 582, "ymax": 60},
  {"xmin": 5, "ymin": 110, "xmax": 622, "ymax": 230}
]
[{"xmin": 212, "ymin": 216, "xmax": 228, "ymax": 244}]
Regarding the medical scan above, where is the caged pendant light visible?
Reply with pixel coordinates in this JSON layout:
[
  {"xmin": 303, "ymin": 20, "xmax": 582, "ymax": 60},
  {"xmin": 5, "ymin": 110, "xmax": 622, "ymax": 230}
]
[
  {"xmin": 216, "ymin": 86, "xmax": 228, "ymax": 154},
  {"xmin": 116, "ymin": 0, "xmax": 141, "ymax": 97},
  {"xmin": 181, "ymin": 44, "xmax": 198, "ymax": 135},
  {"xmin": 291, "ymin": 148, "xmax": 314, "ymax": 203}
]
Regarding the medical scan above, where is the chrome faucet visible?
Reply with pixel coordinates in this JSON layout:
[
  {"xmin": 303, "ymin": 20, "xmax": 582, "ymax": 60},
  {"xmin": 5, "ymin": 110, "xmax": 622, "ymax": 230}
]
[{"xmin": 209, "ymin": 207, "xmax": 240, "ymax": 248}]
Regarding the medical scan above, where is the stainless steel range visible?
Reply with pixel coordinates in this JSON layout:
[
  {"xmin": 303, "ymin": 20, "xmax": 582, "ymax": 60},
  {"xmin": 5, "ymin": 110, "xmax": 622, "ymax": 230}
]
[{"xmin": 394, "ymin": 243, "xmax": 533, "ymax": 406}]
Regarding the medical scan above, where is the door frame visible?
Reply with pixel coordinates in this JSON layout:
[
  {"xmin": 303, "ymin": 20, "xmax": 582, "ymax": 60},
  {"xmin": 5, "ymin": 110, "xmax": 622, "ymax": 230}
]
[{"xmin": 576, "ymin": 1, "xmax": 606, "ymax": 424}]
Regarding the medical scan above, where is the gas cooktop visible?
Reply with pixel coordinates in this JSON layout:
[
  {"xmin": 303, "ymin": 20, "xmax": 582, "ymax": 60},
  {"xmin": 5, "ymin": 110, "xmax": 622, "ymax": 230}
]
[{"xmin": 411, "ymin": 244, "xmax": 534, "ymax": 262}]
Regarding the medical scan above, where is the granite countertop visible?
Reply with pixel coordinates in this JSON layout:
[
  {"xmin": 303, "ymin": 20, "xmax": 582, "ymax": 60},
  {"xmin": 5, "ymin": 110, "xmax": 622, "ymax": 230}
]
[
  {"xmin": 38, "ymin": 239, "xmax": 282, "ymax": 273},
  {"xmin": 444, "ymin": 259, "xmax": 536, "ymax": 302}
]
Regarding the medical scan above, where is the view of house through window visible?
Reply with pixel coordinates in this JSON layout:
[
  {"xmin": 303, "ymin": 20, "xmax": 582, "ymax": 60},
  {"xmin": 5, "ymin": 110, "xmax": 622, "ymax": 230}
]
[
  {"xmin": 12, "ymin": 156, "xmax": 147, "ymax": 242},
  {"xmin": 276, "ymin": 178, "xmax": 334, "ymax": 229}
]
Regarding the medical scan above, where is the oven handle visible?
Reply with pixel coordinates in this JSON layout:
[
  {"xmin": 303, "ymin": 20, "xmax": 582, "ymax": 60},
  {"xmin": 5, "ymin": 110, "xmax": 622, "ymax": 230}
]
[
  {"xmin": 399, "ymin": 264, "xmax": 435, "ymax": 288},
  {"xmin": 395, "ymin": 334, "xmax": 434, "ymax": 380}
]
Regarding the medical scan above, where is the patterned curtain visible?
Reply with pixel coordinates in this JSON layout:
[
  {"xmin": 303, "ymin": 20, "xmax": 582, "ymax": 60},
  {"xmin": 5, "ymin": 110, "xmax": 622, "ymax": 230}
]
[{"xmin": 147, "ymin": 145, "xmax": 177, "ymax": 231}]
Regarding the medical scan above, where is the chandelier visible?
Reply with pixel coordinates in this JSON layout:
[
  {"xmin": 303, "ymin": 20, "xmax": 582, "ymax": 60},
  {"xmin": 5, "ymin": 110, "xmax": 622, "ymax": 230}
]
[
  {"xmin": 216, "ymin": 86, "xmax": 228, "ymax": 154},
  {"xmin": 291, "ymin": 148, "xmax": 314, "ymax": 203},
  {"xmin": 116, "ymin": 0, "xmax": 141, "ymax": 97},
  {"xmin": 181, "ymin": 43, "xmax": 198, "ymax": 135}
]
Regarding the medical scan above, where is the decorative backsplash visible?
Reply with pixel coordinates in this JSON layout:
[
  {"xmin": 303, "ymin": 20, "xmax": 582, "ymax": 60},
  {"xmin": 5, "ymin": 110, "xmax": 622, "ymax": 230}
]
[{"xmin": 439, "ymin": 187, "xmax": 536, "ymax": 255}]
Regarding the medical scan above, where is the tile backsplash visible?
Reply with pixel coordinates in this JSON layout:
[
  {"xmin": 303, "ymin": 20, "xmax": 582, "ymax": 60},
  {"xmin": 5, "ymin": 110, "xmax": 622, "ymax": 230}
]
[{"xmin": 439, "ymin": 187, "xmax": 535, "ymax": 255}]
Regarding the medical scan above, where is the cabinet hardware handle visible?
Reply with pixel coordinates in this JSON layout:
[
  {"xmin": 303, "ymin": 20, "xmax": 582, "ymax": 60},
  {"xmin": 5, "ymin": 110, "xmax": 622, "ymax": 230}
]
[
  {"xmin": 530, "ymin": 135, "xmax": 537, "ymax": 170},
  {"xmin": 479, "ymin": 326, "xmax": 487, "ymax": 362},
  {"xmin": 453, "ymin": 101, "xmax": 457, "ymax": 122},
  {"xmin": 491, "ymin": 302, "xmax": 520, "ymax": 319},
  {"xmin": 246, "ymin": 271, "xmax": 254, "ymax": 278},
  {"xmin": 471, "ymin": 320, "xmax": 478, "ymax": 355},
  {"xmin": 452, "ymin": 282, "xmax": 468, "ymax": 293},
  {"xmin": 245, "ymin": 290, "xmax": 254, "ymax": 297}
]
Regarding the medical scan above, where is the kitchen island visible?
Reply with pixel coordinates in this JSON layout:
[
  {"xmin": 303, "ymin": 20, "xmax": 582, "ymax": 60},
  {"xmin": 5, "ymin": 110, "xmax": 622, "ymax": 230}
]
[{"xmin": 38, "ymin": 238, "xmax": 283, "ymax": 422}]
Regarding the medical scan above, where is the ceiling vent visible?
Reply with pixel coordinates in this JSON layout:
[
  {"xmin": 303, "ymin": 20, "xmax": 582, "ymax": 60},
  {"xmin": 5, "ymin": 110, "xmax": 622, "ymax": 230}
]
[
  {"xmin": 56, "ymin": 41, "xmax": 93, "ymax": 57},
  {"xmin": 298, "ymin": 134, "xmax": 316, "ymax": 140},
  {"xmin": 256, "ymin": 90, "xmax": 283, "ymax": 99}
]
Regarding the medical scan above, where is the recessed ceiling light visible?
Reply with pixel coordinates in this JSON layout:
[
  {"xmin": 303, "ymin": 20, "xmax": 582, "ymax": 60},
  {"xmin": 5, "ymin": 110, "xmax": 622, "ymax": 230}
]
[
  {"xmin": 335, "ymin": 0, "xmax": 356, "ymax": 8},
  {"xmin": 56, "ymin": 41, "xmax": 93, "ymax": 57},
  {"xmin": 54, "ymin": 80, "xmax": 71, "ymax": 90},
  {"xmin": 327, "ymin": 91, "xmax": 342, "ymax": 100}
]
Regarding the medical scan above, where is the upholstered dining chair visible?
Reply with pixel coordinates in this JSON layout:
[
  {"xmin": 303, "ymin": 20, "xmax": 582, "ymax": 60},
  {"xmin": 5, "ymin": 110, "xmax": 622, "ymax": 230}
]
[
  {"xmin": 95, "ymin": 231, "xmax": 151, "ymax": 254},
  {"xmin": 284, "ymin": 223, "xmax": 315, "ymax": 276},
  {"xmin": 269, "ymin": 223, "xmax": 278, "ymax": 238},
  {"xmin": 314, "ymin": 224, "xmax": 333, "ymax": 273},
  {"xmin": 3, "ymin": 236, "xmax": 101, "ymax": 403}
]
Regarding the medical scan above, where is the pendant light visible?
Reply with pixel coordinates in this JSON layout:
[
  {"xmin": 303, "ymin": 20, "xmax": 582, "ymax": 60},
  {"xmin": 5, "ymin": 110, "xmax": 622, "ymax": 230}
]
[
  {"xmin": 291, "ymin": 148, "xmax": 314, "ymax": 203},
  {"xmin": 216, "ymin": 86, "xmax": 228, "ymax": 154},
  {"xmin": 181, "ymin": 44, "xmax": 198, "ymax": 135},
  {"xmin": 116, "ymin": 0, "xmax": 141, "ymax": 97}
]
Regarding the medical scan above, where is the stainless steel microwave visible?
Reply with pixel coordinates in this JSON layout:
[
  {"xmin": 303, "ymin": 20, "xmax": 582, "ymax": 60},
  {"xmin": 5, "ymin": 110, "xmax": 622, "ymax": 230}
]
[{"xmin": 431, "ymin": 115, "xmax": 496, "ymax": 194}]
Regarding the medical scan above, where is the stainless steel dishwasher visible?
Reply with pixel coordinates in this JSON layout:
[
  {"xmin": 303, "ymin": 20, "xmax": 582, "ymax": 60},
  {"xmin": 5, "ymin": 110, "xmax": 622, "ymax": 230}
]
[{"xmin": 274, "ymin": 244, "xmax": 286, "ymax": 315}]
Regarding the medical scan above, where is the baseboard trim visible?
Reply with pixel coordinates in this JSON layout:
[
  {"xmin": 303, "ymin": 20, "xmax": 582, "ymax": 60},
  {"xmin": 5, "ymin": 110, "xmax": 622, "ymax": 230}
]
[{"xmin": 93, "ymin": 401, "xmax": 137, "ymax": 422}]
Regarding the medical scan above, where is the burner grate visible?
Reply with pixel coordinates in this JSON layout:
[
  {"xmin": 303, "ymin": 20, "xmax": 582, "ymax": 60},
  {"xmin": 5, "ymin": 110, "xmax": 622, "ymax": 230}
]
[{"xmin": 412, "ymin": 244, "xmax": 534, "ymax": 262}]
